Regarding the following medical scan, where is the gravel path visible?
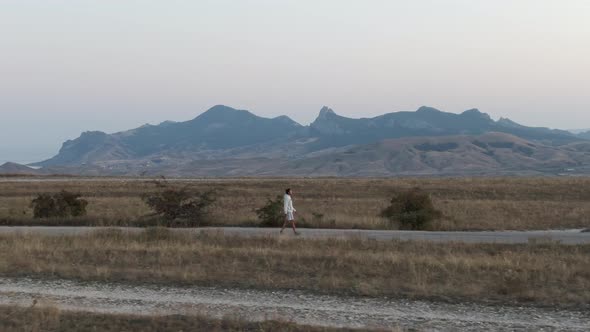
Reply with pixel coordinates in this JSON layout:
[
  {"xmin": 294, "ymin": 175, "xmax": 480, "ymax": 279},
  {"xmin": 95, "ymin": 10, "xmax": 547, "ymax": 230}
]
[
  {"xmin": 0, "ymin": 277, "xmax": 588, "ymax": 331},
  {"xmin": 0, "ymin": 226, "xmax": 589, "ymax": 244}
]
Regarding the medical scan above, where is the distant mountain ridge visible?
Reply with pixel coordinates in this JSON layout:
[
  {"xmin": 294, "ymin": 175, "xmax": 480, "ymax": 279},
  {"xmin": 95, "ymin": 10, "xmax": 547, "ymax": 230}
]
[
  {"xmin": 308, "ymin": 106, "xmax": 575, "ymax": 149},
  {"xmin": 23, "ymin": 105, "xmax": 589, "ymax": 176},
  {"xmin": 37, "ymin": 105, "xmax": 304, "ymax": 167},
  {"xmin": 0, "ymin": 162, "xmax": 40, "ymax": 175}
]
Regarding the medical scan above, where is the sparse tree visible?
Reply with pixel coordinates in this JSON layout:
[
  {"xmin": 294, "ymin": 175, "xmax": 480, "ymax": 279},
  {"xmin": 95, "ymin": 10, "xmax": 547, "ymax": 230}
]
[
  {"xmin": 31, "ymin": 191, "xmax": 88, "ymax": 218},
  {"xmin": 380, "ymin": 188, "xmax": 441, "ymax": 230},
  {"xmin": 142, "ymin": 181, "xmax": 216, "ymax": 227},
  {"xmin": 255, "ymin": 195, "xmax": 284, "ymax": 227}
]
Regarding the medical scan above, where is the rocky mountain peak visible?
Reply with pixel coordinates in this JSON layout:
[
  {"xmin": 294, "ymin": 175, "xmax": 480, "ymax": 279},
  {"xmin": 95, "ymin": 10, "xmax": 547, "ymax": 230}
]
[
  {"xmin": 196, "ymin": 105, "xmax": 244, "ymax": 120},
  {"xmin": 461, "ymin": 108, "xmax": 492, "ymax": 121},
  {"xmin": 273, "ymin": 115, "xmax": 301, "ymax": 126},
  {"xmin": 311, "ymin": 106, "xmax": 346, "ymax": 135},
  {"xmin": 318, "ymin": 106, "xmax": 336, "ymax": 118},
  {"xmin": 415, "ymin": 106, "xmax": 442, "ymax": 114},
  {"xmin": 497, "ymin": 117, "xmax": 523, "ymax": 128}
]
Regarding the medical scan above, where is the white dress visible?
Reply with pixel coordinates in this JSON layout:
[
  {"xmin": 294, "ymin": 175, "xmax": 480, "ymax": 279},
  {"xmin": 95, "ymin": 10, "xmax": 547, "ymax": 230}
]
[{"xmin": 284, "ymin": 194, "xmax": 296, "ymax": 221}]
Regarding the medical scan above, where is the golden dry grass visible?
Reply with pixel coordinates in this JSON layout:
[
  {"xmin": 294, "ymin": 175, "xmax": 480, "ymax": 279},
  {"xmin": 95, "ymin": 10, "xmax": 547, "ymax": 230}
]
[
  {"xmin": 1, "ymin": 177, "xmax": 589, "ymax": 230},
  {"xmin": 0, "ymin": 304, "xmax": 365, "ymax": 332},
  {"xmin": 0, "ymin": 230, "xmax": 588, "ymax": 306}
]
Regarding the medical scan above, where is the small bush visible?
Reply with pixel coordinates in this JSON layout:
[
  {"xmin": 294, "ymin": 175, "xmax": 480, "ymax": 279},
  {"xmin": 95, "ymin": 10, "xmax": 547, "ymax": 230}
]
[
  {"xmin": 380, "ymin": 188, "xmax": 441, "ymax": 230},
  {"xmin": 255, "ymin": 195, "xmax": 284, "ymax": 227},
  {"xmin": 142, "ymin": 185, "xmax": 216, "ymax": 227},
  {"xmin": 30, "ymin": 191, "xmax": 88, "ymax": 218}
]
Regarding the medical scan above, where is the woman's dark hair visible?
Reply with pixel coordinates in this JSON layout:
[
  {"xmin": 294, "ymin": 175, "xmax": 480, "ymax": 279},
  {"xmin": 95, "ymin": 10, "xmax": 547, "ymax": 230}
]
[{"xmin": 285, "ymin": 188, "xmax": 291, "ymax": 195}]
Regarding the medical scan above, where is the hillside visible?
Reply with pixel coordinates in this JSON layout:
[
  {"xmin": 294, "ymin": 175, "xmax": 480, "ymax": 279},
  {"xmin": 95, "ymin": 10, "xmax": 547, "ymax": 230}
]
[
  {"xmin": 33, "ymin": 132, "xmax": 590, "ymax": 177},
  {"xmin": 277, "ymin": 132, "xmax": 589, "ymax": 176},
  {"xmin": 308, "ymin": 106, "xmax": 576, "ymax": 149},
  {"xmin": 29, "ymin": 105, "xmax": 589, "ymax": 176},
  {"xmin": 0, "ymin": 162, "xmax": 41, "ymax": 175},
  {"xmin": 36, "ymin": 105, "xmax": 304, "ymax": 167}
]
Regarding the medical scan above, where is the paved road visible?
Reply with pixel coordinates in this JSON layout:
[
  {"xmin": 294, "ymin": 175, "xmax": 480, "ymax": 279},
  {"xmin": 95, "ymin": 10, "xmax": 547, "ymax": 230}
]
[
  {"xmin": 0, "ymin": 226, "xmax": 588, "ymax": 244},
  {"xmin": 1, "ymin": 277, "xmax": 588, "ymax": 331}
]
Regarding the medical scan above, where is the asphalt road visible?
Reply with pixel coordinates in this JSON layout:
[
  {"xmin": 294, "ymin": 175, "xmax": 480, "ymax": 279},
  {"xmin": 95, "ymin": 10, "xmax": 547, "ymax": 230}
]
[{"xmin": 0, "ymin": 226, "xmax": 588, "ymax": 244}]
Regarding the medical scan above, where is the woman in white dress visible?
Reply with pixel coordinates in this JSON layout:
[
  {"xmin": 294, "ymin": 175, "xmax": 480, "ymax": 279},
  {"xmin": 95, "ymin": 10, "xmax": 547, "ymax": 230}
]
[{"xmin": 280, "ymin": 188, "xmax": 300, "ymax": 235}]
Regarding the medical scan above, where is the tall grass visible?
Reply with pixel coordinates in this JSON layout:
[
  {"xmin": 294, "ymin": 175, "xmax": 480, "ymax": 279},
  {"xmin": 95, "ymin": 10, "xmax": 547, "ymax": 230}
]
[
  {"xmin": 1, "ymin": 177, "xmax": 589, "ymax": 230},
  {"xmin": 0, "ymin": 231, "xmax": 588, "ymax": 306}
]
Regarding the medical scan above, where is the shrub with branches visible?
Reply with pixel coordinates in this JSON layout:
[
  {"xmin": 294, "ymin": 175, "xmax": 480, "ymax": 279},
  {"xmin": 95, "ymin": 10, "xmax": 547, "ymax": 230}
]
[
  {"xmin": 255, "ymin": 195, "xmax": 284, "ymax": 227},
  {"xmin": 31, "ymin": 191, "xmax": 88, "ymax": 218},
  {"xmin": 142, "ymin": 182, "xmax": 216, "ymax": 227},
  {"xmin": 380, "ymin": 188, "xmax": 441, "ymax": 230}
]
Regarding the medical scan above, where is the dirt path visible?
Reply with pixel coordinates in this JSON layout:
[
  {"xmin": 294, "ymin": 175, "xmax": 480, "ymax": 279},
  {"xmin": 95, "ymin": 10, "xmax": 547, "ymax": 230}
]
[
  {"xmin": 0, "ymin": 277, "xmax": 588, "ymax": 331},
  {"xmin": 0, "ymin": 226, "xmax": 588, "ymax": 244}
]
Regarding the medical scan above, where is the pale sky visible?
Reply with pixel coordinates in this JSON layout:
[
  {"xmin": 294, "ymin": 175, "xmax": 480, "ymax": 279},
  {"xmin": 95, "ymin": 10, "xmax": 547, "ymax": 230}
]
[{"xmin": 1, "ymin": 0, "xmax": 589, "ymax": 163}]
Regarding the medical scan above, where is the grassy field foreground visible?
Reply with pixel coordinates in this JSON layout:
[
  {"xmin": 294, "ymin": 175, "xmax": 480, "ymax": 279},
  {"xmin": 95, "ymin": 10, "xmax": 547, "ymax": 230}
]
[
  {"xmin": 0, "ymin": 305, "xmax": 365, "ymax": 332},
  {"xmin": 0, "ymin": 229, "xmax": 588, "ymax": 307},
  {"xmin": 1, "ymin": 177, "xmax": 590, "ymax": 230}
]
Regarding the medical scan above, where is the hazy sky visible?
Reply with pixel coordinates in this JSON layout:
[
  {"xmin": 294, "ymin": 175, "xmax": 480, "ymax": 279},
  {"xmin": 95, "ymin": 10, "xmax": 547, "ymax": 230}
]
[{"xmin": 1, "ymin": 0, "xmax": 589, "ymax": 163}]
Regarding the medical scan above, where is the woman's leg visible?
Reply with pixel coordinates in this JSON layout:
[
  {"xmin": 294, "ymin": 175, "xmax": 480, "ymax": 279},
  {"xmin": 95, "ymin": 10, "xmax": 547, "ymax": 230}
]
[{"xmin": 280, "ymin": 214, "xmax": 288, "ymax": 233}]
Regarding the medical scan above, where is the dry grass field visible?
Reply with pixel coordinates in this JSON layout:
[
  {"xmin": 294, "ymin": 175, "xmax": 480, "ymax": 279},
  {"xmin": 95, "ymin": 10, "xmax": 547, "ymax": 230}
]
[
  {"xmin": 1, "ymin": 177, "xmax": 589, "ymax": 230},
  {"xmin": 0, "ymin": 305, "xmax": 366, "ymax": 332},
  {"xmin": 1, "ymin": 229, "xmax": 588, "ymax": 306}
]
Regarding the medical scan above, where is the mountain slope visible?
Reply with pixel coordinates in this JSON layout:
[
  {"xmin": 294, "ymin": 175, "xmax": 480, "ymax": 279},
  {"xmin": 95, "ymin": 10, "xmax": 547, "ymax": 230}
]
[
  {"xmin": 33, "ymin": 104, "xmax": 586, "ymax": 176},
  {"xmin": 279, "ymin": 132, "xmax": 586, "ymax": 176},
  {"xmin": 41, "ymin": 132, "xmax": 590, "ymax": 177},
  {"xmin": 36, "ymin": 105, "xmax": 303, "ymax": 167},
  {"xmin": 308, "ymin": 106, "xmax": 577, "ymax": 149},
  {"xmin": 0, "ymin": 162, "xmax": 41, "ymax": 175}
]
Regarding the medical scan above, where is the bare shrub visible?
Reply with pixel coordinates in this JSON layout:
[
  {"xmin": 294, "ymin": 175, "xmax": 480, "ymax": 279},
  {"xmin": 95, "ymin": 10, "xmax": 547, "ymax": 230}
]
[
  {"xmin": 381, "ymin": 188, "xmax": 441, "ymax": 230},
  {"xmin": 255, "ymin": 195, "xmax": 284, "ymax": 227},
  {"xmin": 142, "ymin": 181, "xmax": 216, "ymax": 227},
  {"xmin": 30, "ymin": 191, "xmax": 88, "ymax": 218}
]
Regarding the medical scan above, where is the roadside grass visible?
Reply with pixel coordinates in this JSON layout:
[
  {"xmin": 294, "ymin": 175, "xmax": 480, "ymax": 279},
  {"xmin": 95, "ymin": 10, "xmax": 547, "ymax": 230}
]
[
  {"xmin": 0, "ymin": 230, "xmax": 588, "ymax": 307},
  {"xmin": 0, "ymin": 305, "xmax": 369, "ymax": 332},
  {"xmin": 0, "ymin": 177, "xmax": 589, "ymax": 230}
]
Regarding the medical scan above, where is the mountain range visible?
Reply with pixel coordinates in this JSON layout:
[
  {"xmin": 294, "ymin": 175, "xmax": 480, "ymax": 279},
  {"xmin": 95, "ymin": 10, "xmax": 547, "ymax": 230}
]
[{"xmin": 4, "ymin": 105, "xmax": 589, "ymax": 176}]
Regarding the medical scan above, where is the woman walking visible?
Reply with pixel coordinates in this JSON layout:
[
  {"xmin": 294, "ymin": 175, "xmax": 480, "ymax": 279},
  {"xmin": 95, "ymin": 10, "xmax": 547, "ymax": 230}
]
[{"xmin": 281, "ymin": 188, "xmax": 300, "ymax": 235}]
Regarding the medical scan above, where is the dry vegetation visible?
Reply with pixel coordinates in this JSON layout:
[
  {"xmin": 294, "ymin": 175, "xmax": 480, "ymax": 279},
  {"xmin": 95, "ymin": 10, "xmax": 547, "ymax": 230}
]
[
  {"xmin": 0, "ymin": 305, "xmax": 365, "ymax": 332},
  {"xmin": 0, "ymin": 177, "xmax": 589, "ymax": 230},
  {"xmin": 0, "ymin": 230, "xmax": 588, "ymax": 307}
]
